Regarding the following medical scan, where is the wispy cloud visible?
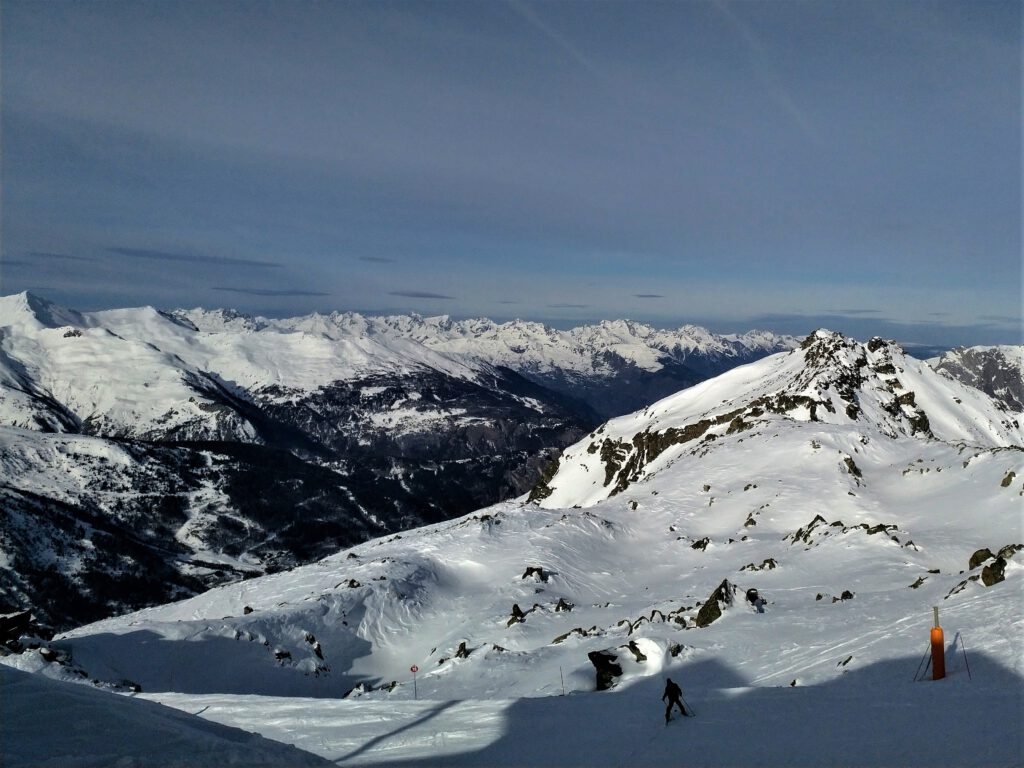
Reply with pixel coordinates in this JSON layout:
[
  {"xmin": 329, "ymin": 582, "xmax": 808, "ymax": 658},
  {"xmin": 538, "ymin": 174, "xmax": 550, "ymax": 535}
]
[
  {"xmin": 497, "ymin": 300, "xmax": 520, "ymax": 305},
  {"xmin": 505, "ymin": 0, "xmax": 605, "ymax": 79},
  {"xmin": 212, "ymin": 287, "xmax": 330, "ymax": 297},
  {"xmin": 821, "ymin": 308, "xmax": 881, "ymax": 315},
  {"xmin": 2, "ymin": 259, "xmax": 30, "ymax": 267},
  {"xmin": 29, "ymin": 251, "xmax": 96, "ymax": 262},
  {"xmin": 358, "ymin": 256, "xmax": 397, "ymax": 263},
  {"xmin": 547, "ymin": 303, "xmax": 588, "ymax": 308},
  {"xmin": 389, "ymin": 290, "xmax": 455, "ymax": 299},
  {"xmin": 110, "ymin": 247, "xmax": 282, "ymax": 268},
  {"xmin": 978, "ymin": 314, "xmax": 1020, "ymax": 324},
  {"xmin": 634, "ymin": 294, "xmax": 664, "ymax": 299},
  {"xmin": 711, "ymin": 0, "xmax": 818, "ymax": 141}
]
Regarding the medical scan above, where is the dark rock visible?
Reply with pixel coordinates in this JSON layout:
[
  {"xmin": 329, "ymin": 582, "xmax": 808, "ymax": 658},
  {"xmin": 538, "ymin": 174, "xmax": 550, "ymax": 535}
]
[
  {"xmin": 243, "ymin": 605, "xmax": 253, "ymax": 615},
  {"xmin": 909, "ymin": 577, "xmax": 926, "ymax": 589},
  {"xmin": 527, "ymin": 456, "xmax": 561, "ymax": 502},
  {"xmin": 1001, "ymin": 471, "xmax": 1016, "ymax": 488},
  {"xmin": 587, "ymin": 650, "xmax": 623, "ymax": 691},
  {"xmin": 981, "ymin": 558, "xmax": 1006, "ymax": 587},
  {"xmin": 787, "ymin": 515, "xmax": 828, "ymax": 546},
  {"xmin": 969, "ymin": 548, "xmax": 994, "ymax": 570},
  {"xmin": 507, "ymin": 603, "xmax": 528, "ymax": 627},
  {"xmin": 997, "ymin": 544, "xmax": 1024, "ymax": 560},
  {"xmin": 455, "ymin": 641, "xmax": 471, "ymax": 659},
  {"xmin": 691, "ymin": 537, "xmax": 710, "ymax": 551},
  {"xmin": 555, "ymin": 597, "xmax": 574, "ymax": 612},
  {"xmin": 0, "ymin": 611, "xmax": 33, "ymax": 645},
  {"xmin": 625, "ymin": 640, "xmax": 647, "ymax": 663},
  {"xmin": 695, "ymin": 579, "xmax": 735, "ymax": 628},
  {"xmin": 521, "ymin": 566, "xmax": 549, "ymax": 583}
]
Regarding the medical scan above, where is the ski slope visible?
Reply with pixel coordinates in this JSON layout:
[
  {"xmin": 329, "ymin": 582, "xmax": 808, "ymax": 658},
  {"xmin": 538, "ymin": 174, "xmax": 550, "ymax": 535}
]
[{"xmin": 3, "ymin": 331, "xmax": 1022, "ymax": 767}]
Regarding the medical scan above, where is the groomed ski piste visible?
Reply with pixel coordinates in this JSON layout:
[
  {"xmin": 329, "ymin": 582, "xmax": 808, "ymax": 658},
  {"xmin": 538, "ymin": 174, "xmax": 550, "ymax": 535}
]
[{"xmin": 3, "ymin": 331, "xmax": 1022, "ymax": 767}]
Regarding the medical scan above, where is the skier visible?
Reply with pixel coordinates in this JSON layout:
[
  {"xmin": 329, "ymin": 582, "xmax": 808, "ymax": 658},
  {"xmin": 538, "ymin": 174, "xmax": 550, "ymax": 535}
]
[{"xmin": 662, "ymin": 677, "xmax": 689, "ymax": 722}]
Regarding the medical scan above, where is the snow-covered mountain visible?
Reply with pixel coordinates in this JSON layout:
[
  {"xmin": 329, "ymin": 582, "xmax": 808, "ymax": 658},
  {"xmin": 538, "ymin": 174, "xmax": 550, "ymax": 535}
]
[
  {"xmin": 533, "ymin": 330, "xmax": 1023, "ymax": 507},
  {"xmin": 929, "ymin": 345, "xmax": 1024, "ymax": 412},
  {"xmin": 279, "ymin": 311, "xmax": 797, "ymax": 418},
  {"xmin": 5, "ymin": 330, "xmax": 1020, "ymax": 766},
  {"xmin": 0, "ymin": 292, "xmax": 793, "ymax": 630}
]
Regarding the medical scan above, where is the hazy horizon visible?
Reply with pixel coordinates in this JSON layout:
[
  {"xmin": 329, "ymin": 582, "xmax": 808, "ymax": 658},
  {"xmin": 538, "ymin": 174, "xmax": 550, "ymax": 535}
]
[{"xmin": 2, "ymin": 1, "xmax": 1020, "ymax": 347}]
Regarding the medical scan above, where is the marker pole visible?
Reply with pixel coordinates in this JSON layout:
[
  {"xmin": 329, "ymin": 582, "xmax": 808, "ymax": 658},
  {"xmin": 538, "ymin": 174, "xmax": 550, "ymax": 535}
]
[{"xmin": 930, "ymin": 606, "xmax": 945, "ymax": 681}]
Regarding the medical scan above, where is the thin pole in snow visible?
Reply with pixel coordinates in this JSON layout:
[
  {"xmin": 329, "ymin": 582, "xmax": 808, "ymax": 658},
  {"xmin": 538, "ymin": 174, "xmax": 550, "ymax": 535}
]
[
  {"xmin": 959, "ymin": 634, "xmax": 973, "ymax": 681},
  {"xmin": 560, "ymin": 666, "xmax": 565, "ymax": 696},
  {"xmin": 680, "ymin": 693, "xmax": 695, "ymax": 717},
  {"xmin": 912, "ymin": 643, "xmax": 931, "ymax": 682}
]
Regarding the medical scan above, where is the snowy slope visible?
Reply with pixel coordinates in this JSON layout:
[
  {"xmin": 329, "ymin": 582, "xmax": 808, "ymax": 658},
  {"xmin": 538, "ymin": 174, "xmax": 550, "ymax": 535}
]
[
  {"xmin": 0, "ymin": 665, "xmax": 331, "ymax": 768},
  {"xmin": 7, "ymin": 330, "xmax": 1020, "ymax": 766}
]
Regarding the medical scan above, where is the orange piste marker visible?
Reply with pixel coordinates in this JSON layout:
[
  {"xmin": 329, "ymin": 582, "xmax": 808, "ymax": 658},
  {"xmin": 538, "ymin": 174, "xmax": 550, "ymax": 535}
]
[{"xmin": 931, "ymin": 606, "xmax": 945, "ymax": 680}]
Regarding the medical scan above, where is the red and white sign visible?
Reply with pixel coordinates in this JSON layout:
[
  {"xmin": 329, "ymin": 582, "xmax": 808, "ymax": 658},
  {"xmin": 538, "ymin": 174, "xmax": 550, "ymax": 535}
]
[{"xmin": 410, "ymin": 665, "xmax": 419, "ymax": 674}]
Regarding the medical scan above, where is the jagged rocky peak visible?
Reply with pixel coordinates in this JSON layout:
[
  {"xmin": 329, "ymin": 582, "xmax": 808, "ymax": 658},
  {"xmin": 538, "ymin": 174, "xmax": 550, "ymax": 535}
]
[
  {"xmin": 929, "ymin": 345, "xmax": 1024, "ymax": 412},
  {"xmin": 531, "ymin": 330, "xmax": 1024, "ymax": 507}
]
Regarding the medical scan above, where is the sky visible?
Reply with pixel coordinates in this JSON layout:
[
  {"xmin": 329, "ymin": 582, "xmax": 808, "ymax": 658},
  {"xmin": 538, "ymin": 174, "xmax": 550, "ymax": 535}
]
[{"xmin": 1, "ymin": 0, "xmax": 1020, "ymax": 347}]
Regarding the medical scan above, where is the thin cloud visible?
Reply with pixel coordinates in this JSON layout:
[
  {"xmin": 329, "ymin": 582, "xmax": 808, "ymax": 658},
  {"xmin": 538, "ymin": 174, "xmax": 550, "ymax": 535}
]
[
  {"xmin": 389, "ymin": 290, "xmax": 455, "ymax": 299},
  {"xmin": 505, "ymin": 0, "xmax": 605, "ymax": 80},
  {"xmin": 634, "ymin": 294, "xmax": 665, "ymax": 299},
  {"xmin": 358, "ymin": 256, "xmax": 397, "ymax": 263},
  {"xmin": 29, "ymin": 252, "xmax": 96, "ymax": 262},
  {"xmin": 212, "ymin": 287, "xmax": 330, "ymax": 297},
  {"xmin": 821, "ymin": 309, "xmax": 882, "ymax": 315},
  {"xmin": 2, "ymin": 259, "xmax": 29, "ymax": 267},
  {"xmin": 712, "ymin": 0, "xmax": 818, "ymax": 142},
  {"xmin": 547, "ymin": 303, "xmax": 589, "ymax": 308},
  {"xmin": 978, "ymin": 315, "xmax": 1020, "ymax": 324},
  {"xmin": 497, "ymin": 300, "xmax": 520, "ymax": 305},
  {"xmin": 110, "ymin": 247, "xmax": 281, "ymax": 268}
]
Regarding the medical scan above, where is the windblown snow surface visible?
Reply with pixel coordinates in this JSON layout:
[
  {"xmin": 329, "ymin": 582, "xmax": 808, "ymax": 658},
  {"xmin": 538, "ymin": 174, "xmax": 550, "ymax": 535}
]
[{"xmin": 4, "ymin": 332, "xmax": 1023, "ymax": 767}]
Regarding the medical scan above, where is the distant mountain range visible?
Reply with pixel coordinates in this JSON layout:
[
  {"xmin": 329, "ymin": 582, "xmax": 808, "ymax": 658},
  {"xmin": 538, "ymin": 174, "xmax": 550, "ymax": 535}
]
[{"xmin": 0, "ymin": 292, "xmax": 797, "ymax": 629}]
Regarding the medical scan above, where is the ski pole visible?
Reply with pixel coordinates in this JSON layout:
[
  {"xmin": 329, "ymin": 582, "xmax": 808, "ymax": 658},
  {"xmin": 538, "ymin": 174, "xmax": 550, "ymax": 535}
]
[
  {"xmin": 680, "ymin": 693, "xmax": 695, "ymax": 716},
  {"xmin": 912, "ymin": 643, "xmax": 931, "ymax": 682},
  {"xmin": 959, "ymin": 634, "xmax": 972, "ymax": 681}
]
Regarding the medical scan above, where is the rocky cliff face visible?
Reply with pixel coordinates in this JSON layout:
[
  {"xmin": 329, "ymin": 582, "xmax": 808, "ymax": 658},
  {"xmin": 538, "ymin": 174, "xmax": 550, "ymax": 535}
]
[{"xmin": 929, "ymin": 345, "xmax": 1024, "ymax": 412}]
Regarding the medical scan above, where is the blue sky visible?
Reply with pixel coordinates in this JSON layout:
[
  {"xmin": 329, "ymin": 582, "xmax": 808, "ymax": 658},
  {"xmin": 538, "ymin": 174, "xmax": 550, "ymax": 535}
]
[{"xmin": 1, "ymin": 0, "xmax": 1020, "ymax": 346}]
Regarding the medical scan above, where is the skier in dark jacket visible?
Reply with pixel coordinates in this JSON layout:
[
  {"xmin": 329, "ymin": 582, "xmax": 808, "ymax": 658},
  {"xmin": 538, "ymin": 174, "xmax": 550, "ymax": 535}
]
[{"xmin": 662, "ymin": 677, "xmax": 689, "ymax": 722}]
